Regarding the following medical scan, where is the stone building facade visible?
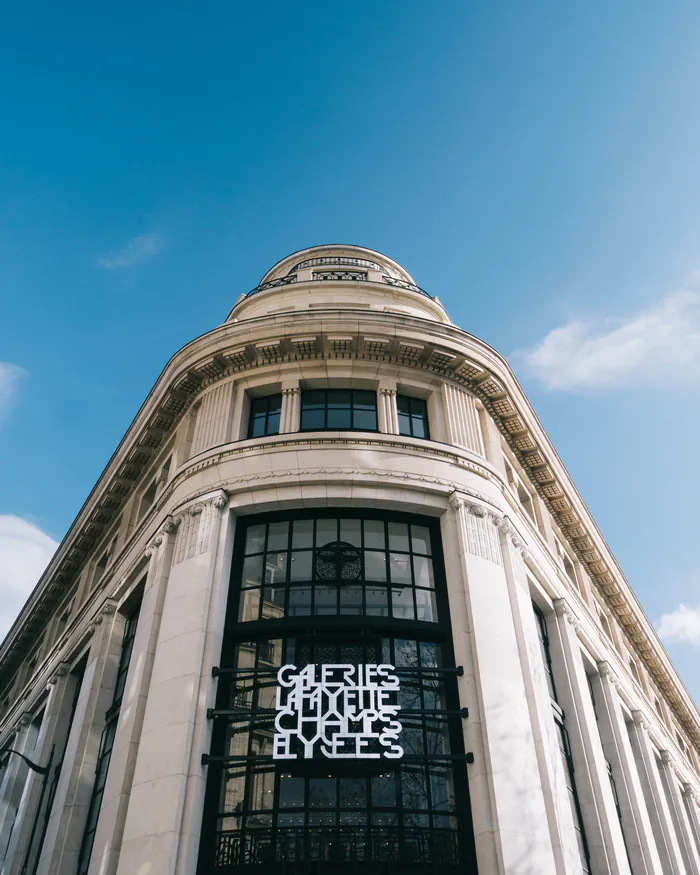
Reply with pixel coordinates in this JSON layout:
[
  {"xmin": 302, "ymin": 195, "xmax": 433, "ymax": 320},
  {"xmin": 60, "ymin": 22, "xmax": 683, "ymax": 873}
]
[{"xmin": 1, "ymin": 244, "xmax": 699, "ymax": 875}]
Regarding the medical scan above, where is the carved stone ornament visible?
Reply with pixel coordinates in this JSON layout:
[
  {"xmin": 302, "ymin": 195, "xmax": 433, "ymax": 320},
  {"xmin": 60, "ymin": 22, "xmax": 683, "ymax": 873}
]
[
  {"xmin": 499, "ymin": 517, "xmax": 523, "ymax": 548},
  {"xmin": 660, "ymin": 750, "xmax": 674, "ymax": 767},
  {"xmin": 212, "ymin": 490, "xmax": 229, "ymax": 510},
  {"xmin": 469, "ymin": 503, "xmax": 487, "ymax": 518},
  {"xmin": 597, "ymin": 661, "xmax": 616, "ymax": 682},
  {"xmin": 554, "ymin": 599, "xmax": 582, "ymax": 632},
  {"xmin": 631, "ymin": 710, "xmax": 648, "ymax": 731},
  {"xmin": 189, "ymin": 503, "xmax": 204, "ymax": 516},
  {"xmin": 18, "ymin": 712, "xmax": 33, "ymax": 728}
]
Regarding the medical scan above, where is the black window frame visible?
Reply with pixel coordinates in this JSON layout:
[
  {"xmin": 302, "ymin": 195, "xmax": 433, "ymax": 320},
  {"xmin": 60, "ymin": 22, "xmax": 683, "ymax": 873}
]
[
  {"xmin": 397, "ymin": 394, "xmax": 430, "ymax": 439},
  {"xmin": 299, "ymin": 389, "xmax": 378, "ymax": 433},
  {"xmin": 77, "ymin": 601, "xmax": 141, "ymax": 875},
  {"xmin": 198, "ymin": 509, "xmax": 477, "ymax": 875},
  {"xmin": 247, "ymin": 393, "xmax": 283, "ymax": 440}
]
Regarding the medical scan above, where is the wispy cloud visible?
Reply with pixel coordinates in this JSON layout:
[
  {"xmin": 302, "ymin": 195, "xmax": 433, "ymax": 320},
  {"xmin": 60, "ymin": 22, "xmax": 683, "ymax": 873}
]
[
  {"xmin": 0, "ymin": 516, "xmax": 58, "ymax": 641},
  {"xmin": 0, "ymin": 362, "xmax": 26, "ymax": 424},
  {"xmin": 517, "ymin": 277, "xmax": 700, "ymax": 392},
  {"xmin": 656, "ymin": 604, "xmax": 700, "ymax": 647},
  {"xmin": 98, "ymin": 232, "xmax": 164, "ymax": 269}
]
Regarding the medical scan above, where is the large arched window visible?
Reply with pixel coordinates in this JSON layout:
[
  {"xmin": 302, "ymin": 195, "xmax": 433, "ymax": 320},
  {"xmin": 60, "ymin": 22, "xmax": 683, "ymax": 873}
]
[{"xmin": 198, "ymin": 510, "xmax": 477, "ymax": 875}]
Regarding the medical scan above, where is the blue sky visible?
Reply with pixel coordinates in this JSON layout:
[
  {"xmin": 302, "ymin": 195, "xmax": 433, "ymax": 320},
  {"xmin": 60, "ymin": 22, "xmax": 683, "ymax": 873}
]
[{"xmin": 1, "ymin": 1, "xmax": 700, "ymax": 698}]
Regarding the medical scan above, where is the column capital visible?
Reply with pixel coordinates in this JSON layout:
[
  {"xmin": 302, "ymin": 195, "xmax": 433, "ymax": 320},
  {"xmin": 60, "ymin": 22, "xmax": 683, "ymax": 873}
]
[
  {"xmin": 379, "ymin": 387, "xmax": 397, "ymax": 397},
  {"xmin": 660, "ymin": 750, "xmax": 675, "ymax": 767},
  {"xmin": 554, "ymin": 598, "xmax": 582, "ymax": 632},
  {"xmin": 597, "ymin": 660, "xmax": 620, "ymax": 686},
  {"xmin": 631, "ymin": 710, "xmax": 648, "ymax": 731}
]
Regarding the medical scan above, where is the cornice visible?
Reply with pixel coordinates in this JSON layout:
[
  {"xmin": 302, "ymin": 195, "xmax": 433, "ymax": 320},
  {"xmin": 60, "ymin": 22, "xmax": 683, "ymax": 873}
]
[{"xmin": 2, "ymin": 305, "xmax": 699, "ymax": 751}]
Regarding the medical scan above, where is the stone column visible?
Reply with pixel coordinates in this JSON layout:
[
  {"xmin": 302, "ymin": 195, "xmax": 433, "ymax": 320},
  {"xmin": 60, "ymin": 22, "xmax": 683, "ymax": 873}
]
[
  {"xmin": 280, "ymin": 385, "xmax": 300, "ymax": 433},
  {"xmin": 115, "ymin": 490, "xmax": 230, "ymax": 875},
  {"xmin": 593, "ymin": 661, "xmax": 662, "ymax": 875},
  {"xmin": 441, "ymin": 383, "xmax": 484, "ymax": 454},
  {"xmin": 0, "ymin": 714, "xmax": 38, "ymax": 866},
  {"xmin": 75, "ymin": 518, "xmax": 179, "ymax": 875},
  {"xmin": 628, "ymin": 712, "xmax": 687, "ymax": 874},
  {"xmin": 659, "ymin": 752, "xmax": 700, "ymax": 875},
  {"xmin": 545, "ymin": 604, "xmax": 631, "ymax": 875},
  {"xmin": 682, "ymin": 786, "xmax": 700, "ymax": 860},
  {"xmin": 32, "ymin": 600, "xmax": 119, "ymax": 875},
  {"xmin": 447, "ymin": 495, "xmax": 557, "ymax": 875},
  {"xmin": 2, "ymin": 665, "xmax": 72, "ymax": 875},
  {"xmin": 379, "ymin": 387, "xmax": 398, "ymax": 434}
]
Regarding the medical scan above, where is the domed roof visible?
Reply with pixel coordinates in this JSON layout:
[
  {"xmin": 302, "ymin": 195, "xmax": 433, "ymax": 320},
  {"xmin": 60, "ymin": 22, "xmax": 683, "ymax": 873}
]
[{"xmin": 258, "ymin": 244, "xmax": 417, "ymax": 287}]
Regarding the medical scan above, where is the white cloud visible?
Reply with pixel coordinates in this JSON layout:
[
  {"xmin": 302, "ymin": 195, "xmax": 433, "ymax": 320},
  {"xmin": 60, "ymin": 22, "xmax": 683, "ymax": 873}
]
[
  {"xmin": 98, "ymin": 232, "xmax": 164, "ymax": 269},
  {"xmin": 656, "ymin": 604, "xmax": 700, "ymax": 648},
  {"xmin": 518, "ymin": 281, "xmax": 700, "ymax": 391},
  {"xmin": 0, "ymin": 516, "xmax": 58, "ymax": 642},
  {"xmin": 0, "ymin": 362, "xmax": 26, "ymax": 423}
]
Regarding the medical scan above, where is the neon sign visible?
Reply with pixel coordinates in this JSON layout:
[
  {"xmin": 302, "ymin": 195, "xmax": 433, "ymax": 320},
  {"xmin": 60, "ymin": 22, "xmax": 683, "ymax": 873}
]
[{"xmin": 272, "ymin": 664, "xmax": 404, "ymax": 760}]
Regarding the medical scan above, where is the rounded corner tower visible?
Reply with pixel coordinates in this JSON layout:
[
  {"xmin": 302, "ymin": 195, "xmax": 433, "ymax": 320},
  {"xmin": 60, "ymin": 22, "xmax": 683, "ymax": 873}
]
[{"xmin": 2, "ymin": 244, "xmax": 700, "ymax": 875}]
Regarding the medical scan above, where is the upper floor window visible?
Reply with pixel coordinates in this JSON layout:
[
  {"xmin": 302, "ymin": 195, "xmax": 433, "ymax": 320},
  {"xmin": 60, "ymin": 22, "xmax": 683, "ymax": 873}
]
[
  {"xmin": 248, "ymin": 393, "xmax": 282, "ymax": 438},
  {"xmin": 300, "ymin": 389, "xmax": 377, "ymax": 432},
  {"xmin": 397, "ymin": 395, "xmax": 430, "ymax": 439}
]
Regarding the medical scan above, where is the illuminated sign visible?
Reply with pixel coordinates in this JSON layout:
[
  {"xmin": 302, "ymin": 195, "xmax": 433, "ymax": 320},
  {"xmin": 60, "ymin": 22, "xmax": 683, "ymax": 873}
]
[{"xmin": 273, "ymin": 664, "xmax": 403, "ymax": 760}]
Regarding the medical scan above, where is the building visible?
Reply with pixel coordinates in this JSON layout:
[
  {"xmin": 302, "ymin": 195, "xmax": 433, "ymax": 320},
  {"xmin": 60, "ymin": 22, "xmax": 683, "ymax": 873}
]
[{"xmin": 1, "ymin": 244, "xmax": 700, "ymax": 875}]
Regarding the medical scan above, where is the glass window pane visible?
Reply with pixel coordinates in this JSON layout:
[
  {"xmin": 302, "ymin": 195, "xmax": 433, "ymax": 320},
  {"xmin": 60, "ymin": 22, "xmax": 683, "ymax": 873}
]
[
  {"xmin": 415, "ymin": 588, "xmax": 437, "ymax": 622},
  {"xmin": 250, "ymin": 397, "xmax": 267, "ymax": 415},
  {"xmin": 266, "ymin": 411, "xmax": 281, "ymax": 435},
  {"xmin": 314, "ymin": 586, "xmax": 337, "ymax": 615},
  {"xmin": 411, "ymin": 525, "xmax": 431, "ymax": 555},
  {"xmin": 365, "ymin": 587, "xmax": 388, "ymax": 616},
  {"xmin": 327, "ymin": 389, "xmax": 352, "ymax": 407},
  {"xmin": 242, "ymin": 555, "xmax": 263, "ymax": 586},
  {"xmin": 309, "ymin": 778, "xmax": 336, "ymax": 808},
  {"xmin": 250, "ymin": 416, "xmax": 267, "ymax": 438},
  {"xmin": 289, "ymin": 550, "xmax": 313, "ymax": 581},
  {"xmin": 353, "ymin": 408, "xmax": 377, "ymax": 430},
  {"xmin": 363, "ymin": 520, "xmax": 385, "ymax": 550},
  {"xmin": 411, "ymin": 417, "xmax": 427, "ymax": 439},
  {"xmin": 267, "ymin": 521, "xmax": 289, "ymax": 551},
  {"xmin": 237, "ymin": 594, "xmax": 258, "ymax": 627},
  {"xmin": 395, "ymin": 639, "xmax": 418, "ymax": 667},
  {"xmin": 261, "ymin": 587, "xmax": 285, "ymax": 619},
  {"xmin": 292, "ymin": 519, "xmax": 314, "ymax": 549},
  {"xmin": 413, "ymin": 555, "xmax": 434, "ymax": 588},
  {"xmin": 353, "ymin": 390, "xmax": 376, "ymax": 408},
  {"xmin": 301, "ymin": 408, "xmax": 325, "ymax": 430},
  {"xmin": 245, "ymin": 525, "xmax": 266, "ymax": 555},
  {"xmin": 264, "ymin": 553, "xmax": 287, "ymax": 584},
  {"xmin": 267, "ymin": 394, "xmax": 282, "ymax": 413},
  {"xmin": 288, "ymin": 587, "xmax": 311, "ymax": 616},
  {"xmin": 430, "ymin": 768, "xmax": 455, "ymax": 811},
  {"xmin": 401, "ymin": 768, "xmax": 429, "ymax": 809},
  {"xmin": 398, "ymin": 413, "xmax": 413, "ymax": 436},
  {"xmin": 340, "ymin": 518, "xmax": 361, "ymax": 546},
  {"xmin": 340, "ymin": 586, "xmax": 363, "ymax": 615},
  {"xmin": 389, "ymin": 553, "xmax": 412, "ymax": 585},
  {"xmin": 302, "ymin": 390, "xmax": 325, "ymax": 408},
  {"xmin": 397, "ymin": 395, "xmax": 411, "ymax": 414},
  {"xmin": 340, "ymin": 777, "xmax": 367, "ymax": 808},
  {"xmin": 392, "ymin": 587, "xmax": 415, "ymax": 619},
  {"xmin": 327, "ymin": 407, "xmax": 352, "ymax": 429},
  {"xmin": 279, "ymin": 775, "xmax": 305, "ymax": 808},
  {"xmin": 249, "ymin": 768, "xmax": 275, "ymax": 810},
  {"xmin": 316, "ymin": 518, "xmax": 337, "ymax": 546},
  {"xmin": 364, "ymin": 551, "xmax": 387, "ymax": 581},
  {"xmin": 388, "ymin": 522, "xmax": 410, "ymax": 552},
  {"xmin": 371, "ymin": 774, "xmax": 397, "ymax": 808}
]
